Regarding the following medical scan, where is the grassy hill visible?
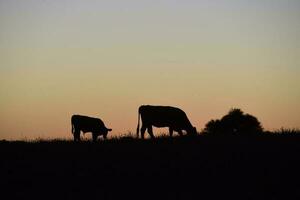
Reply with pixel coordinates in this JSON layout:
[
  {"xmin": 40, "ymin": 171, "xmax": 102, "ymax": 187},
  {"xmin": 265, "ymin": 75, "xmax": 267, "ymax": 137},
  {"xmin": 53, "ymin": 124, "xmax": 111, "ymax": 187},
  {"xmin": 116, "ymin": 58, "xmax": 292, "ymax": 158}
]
[{"xmin": 1, "ymin": 134, "xmax": 300, "ymax": 199}]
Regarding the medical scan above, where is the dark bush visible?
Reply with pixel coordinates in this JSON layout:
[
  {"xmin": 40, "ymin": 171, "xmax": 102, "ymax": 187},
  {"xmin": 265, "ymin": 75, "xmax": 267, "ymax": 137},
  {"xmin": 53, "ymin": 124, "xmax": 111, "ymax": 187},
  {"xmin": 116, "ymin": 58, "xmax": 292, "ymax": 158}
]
[{"xmin": 203, "ymin": 108, "xmax": 263, "ymax": 135}]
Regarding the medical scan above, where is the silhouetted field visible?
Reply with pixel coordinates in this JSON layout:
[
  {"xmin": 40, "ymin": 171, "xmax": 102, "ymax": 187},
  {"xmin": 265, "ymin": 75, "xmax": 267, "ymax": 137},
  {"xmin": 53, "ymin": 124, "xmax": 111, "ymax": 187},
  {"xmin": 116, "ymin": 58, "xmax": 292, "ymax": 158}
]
[{"xmin": 1, "ymin": 134, "xmax": 300, "ymax": 199}]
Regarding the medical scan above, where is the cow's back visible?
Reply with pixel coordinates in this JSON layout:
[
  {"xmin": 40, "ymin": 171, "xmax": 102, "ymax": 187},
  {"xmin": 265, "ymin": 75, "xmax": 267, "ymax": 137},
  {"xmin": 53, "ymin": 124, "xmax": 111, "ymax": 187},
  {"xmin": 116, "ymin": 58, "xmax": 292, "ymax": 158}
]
[
  {"xmin": 139, "ymin": 105, "xmax": 189, "ymax": 127},
  {"xmin": 71, "ymin": 115, "xmax": 104, "ymax": 132}
]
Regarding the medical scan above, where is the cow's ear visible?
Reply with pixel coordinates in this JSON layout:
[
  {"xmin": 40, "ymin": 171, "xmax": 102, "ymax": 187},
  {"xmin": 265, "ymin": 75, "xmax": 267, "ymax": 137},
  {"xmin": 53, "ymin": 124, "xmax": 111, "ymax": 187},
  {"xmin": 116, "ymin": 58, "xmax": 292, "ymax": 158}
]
[{"xmin": 107, "ymin": 128, "xmax": 112, "ymax": 132}]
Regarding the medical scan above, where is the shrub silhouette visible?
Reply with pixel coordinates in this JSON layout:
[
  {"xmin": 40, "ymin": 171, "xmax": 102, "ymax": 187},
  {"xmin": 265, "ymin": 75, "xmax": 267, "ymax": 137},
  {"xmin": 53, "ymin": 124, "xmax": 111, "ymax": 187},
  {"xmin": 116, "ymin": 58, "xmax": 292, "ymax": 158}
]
[{"xmin": 203, "ymin": 108, "xmax": 263, "ymax": 135}]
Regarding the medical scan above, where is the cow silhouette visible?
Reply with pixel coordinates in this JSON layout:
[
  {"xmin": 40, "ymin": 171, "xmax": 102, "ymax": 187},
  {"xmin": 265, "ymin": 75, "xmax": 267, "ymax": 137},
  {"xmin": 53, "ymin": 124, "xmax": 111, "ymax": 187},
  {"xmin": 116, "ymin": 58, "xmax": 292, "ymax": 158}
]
[
  {"xmin": 71, "ymin": 115, "xmax": 112, "ymax": 142},
  {"xmin": 136, "ymin": 105, "xmax": 197, "ymax": 139}
]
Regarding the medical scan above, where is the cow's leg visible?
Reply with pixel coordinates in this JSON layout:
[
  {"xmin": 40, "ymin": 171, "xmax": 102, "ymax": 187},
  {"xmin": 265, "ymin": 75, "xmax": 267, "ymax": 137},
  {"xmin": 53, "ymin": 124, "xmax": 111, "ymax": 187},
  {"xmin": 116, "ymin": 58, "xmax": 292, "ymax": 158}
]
[
  {"xmin": 74, "ymin": 129, "xmax": 81, "ymax": 142},
  {"xmin": 178, "ymin": 130, "xmax": 183, "ymax": 136},
  {"xmin": 103, "ymin": 133, "xmax": 107, "ymax": 139},
  {"xmin": 169, "ymin": 127, "xmax": 174, "ymax": 137},
  {"xmin": 147, "ymin": 126, "xmax": 155, "ymax": 139},
  {"xmin": 141, "ymin": 125, "xmax": 147, "ymax": 139},
  {"xmin": 92, "ymin": 133, "xmax": 98, "ymax": 142},
  {"xmin": 73, "ymin": 133, "xmax": 76, "ymax": 141}
]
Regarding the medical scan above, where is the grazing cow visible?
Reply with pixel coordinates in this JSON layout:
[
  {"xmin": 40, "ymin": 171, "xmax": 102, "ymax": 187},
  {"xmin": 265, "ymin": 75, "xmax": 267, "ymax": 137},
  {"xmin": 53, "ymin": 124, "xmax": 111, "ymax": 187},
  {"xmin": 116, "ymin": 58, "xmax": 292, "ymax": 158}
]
[
  {"xmin": 136, "ymin": 105, "xmax": 197, "ymax": 139},
  {"xmin": 71, "ymin": 115, "xmax": 112, "ymax": 142}
]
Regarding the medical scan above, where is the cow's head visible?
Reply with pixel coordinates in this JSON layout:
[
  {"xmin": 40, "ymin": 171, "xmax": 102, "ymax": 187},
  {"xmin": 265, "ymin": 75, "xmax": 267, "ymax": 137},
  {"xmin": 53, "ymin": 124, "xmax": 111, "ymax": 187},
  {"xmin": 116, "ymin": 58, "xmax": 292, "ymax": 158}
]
[
  {"xmin": 188, "ymin": 127, "xmax": 197, "ymax": 136},
  {"xmin": 102, "ymin": 128, "xmax": 112, "ymax": 139}
]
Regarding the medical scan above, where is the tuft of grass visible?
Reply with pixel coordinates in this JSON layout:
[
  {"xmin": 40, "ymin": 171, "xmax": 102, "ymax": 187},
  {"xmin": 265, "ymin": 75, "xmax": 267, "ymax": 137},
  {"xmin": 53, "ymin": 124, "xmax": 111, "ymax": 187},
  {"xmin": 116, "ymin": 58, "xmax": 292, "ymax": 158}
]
[
  {"xmin": 111, "ymin": 131, "xmax": 136, "ymax": 139},
  {"xmin": 273, "ymin": 128, "xmax": 300, "ymax": 135}
]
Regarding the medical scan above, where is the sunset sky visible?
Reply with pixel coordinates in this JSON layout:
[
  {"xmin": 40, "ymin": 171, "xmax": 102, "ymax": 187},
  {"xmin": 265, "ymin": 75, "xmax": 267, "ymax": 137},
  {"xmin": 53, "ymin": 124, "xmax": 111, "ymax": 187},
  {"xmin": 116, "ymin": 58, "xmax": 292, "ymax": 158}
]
[{"xmin": 1, "ymin": 0, "xmax": 299, "ymax": 140}]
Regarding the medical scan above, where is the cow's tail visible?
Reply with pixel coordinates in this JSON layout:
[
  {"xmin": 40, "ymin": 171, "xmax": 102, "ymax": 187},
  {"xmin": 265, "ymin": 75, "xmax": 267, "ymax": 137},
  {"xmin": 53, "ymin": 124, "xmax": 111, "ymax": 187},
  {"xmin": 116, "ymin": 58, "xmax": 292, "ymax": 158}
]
[
  {"xmin": 136, "ymin": 107, "xmax": 141, "ymax": 138},
  {"xmin": 71, "ymin": 118, "xmax": 74, "ymax": 135}
]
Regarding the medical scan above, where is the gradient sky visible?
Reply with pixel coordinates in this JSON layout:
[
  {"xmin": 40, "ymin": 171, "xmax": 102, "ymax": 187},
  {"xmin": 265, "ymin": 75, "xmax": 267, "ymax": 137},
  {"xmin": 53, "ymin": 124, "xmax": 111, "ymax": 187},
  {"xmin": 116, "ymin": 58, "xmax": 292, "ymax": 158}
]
[{"xmin": 1, "ymin": 0, "xmax": 299, "ymax": 140}]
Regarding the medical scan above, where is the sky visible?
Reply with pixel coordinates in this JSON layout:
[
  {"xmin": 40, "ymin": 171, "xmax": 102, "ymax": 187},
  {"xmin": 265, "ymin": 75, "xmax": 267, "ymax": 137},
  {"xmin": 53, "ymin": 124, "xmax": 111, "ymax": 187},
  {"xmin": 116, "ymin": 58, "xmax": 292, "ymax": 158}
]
[{"xmin": 0, "ymin": 0, "xmax": 299, "ymax": 140}]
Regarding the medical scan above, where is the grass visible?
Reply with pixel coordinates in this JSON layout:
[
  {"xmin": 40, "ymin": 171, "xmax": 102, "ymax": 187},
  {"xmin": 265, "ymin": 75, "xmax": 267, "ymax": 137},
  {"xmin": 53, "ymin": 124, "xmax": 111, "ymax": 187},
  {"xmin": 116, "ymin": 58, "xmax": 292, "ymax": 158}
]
[
  {"xmin": 272, "ymin": 128, "xmax": 300, "ymax": 135},
  {"xmin": 1, "ymin": 132, "xmax": 300, "ymax": 199}
]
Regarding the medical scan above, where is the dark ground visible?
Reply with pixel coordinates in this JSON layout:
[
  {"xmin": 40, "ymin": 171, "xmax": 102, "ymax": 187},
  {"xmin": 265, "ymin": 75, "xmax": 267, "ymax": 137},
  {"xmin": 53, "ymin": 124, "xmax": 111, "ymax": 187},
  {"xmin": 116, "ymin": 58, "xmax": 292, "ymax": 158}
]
[{"xmin": 1, "ymin": 135, "xmax": 300, "ymax": 199}]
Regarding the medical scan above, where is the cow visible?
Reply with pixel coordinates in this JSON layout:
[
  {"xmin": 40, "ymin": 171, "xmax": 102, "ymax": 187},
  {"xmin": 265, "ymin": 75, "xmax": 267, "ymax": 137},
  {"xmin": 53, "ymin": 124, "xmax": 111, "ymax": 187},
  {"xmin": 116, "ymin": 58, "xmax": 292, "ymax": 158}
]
[
  {"xmin": 71, "ymin": 115, "xmax": 112, "ymax": 142},
  {"xmin": 136, "ymin": 105, "xmax": 197, "ymax": 139}
]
